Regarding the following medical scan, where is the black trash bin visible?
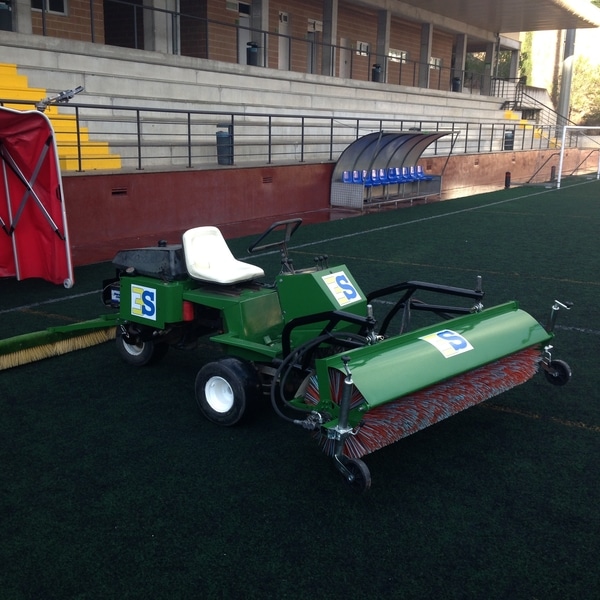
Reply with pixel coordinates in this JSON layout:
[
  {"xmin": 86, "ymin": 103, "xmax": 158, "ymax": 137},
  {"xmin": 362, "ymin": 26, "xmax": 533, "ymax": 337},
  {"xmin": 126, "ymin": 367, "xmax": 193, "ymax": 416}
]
[
  {"xmin": 216, "ymin": 126, "xmax": 233, "ymax": 166},
  {"xmin": 246, "ymin": 42, "xmax": 259, "ymax": 66},
  {"xmin": 452, "ymin": 77, "xmax": 461, "ymax": 92},
  {"xmin": 371, "ymin": 64, "xmax": 382, "ymax": 83},
  {"xmin": 503, "ymin": 130, "xmax": 514, "ymax": 151}
]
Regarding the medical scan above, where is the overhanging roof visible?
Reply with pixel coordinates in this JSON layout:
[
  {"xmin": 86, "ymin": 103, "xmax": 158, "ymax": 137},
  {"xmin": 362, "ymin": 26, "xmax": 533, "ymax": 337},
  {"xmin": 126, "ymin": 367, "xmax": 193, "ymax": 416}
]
[{"xmin": 397, "ymin": 0, "xmax": 600, "ymax": 32}]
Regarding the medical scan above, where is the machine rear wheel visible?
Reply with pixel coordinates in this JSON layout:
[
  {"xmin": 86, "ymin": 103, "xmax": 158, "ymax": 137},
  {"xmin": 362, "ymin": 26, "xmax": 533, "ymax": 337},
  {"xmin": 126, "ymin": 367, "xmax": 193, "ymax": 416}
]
[
  {"xmin": 195, "ymin": 358, "xmax": 260, "ymax": 426},
  {"xmin": 116, "ymin": 329, "xmax": 168, "ymax": 366}
]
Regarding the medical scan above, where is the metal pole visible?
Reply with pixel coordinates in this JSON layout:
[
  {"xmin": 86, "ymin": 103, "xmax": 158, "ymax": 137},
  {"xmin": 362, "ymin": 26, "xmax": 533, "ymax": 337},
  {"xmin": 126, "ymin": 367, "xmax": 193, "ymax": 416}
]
[
  {"xmin": 556, "ymin": 125, "xmax": 568, "ymax": 188},
  {"xmin": 268, "ymin": 115, "xmax": 272, "ymax": 164},
  {"xmin": 75, "ymin": 106, "xmax": 82, "ymax": 172},
  {"xmin": 89, "ymin": 0, "xmax": 95, "ymax": 43},
  {"xmin": 41, "ymin": 0, "xmax": 47, "ymax": 36},
  {"xmin": 187, "ymin": 112, "xmax": 192, "ymax": 168},
  {"xmin": 556, "ymin": 29, "xmax": 576, "ymax": 127},
  {"xmin": 136, "ymin": 109, "xmax": 142, "ymax": 170},
  {"xmin": 300, "ymin": 117, "xmax": 305, "ymax": 162},
  {"xmin": 329, "ymin": 117, "xmax": 334, "ymax": 161}
]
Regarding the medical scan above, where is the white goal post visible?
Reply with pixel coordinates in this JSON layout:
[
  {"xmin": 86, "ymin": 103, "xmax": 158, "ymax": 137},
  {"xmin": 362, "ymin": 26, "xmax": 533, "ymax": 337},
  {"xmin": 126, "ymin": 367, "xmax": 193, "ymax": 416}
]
[{"xmin": 557, "ymin": 125, "xmax": 600, "ymax": 188}]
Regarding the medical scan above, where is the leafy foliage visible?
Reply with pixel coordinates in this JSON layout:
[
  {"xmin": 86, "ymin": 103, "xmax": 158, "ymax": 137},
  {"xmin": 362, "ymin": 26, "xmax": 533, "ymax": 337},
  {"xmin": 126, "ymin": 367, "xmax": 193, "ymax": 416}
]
[
  {"xmin": 571, "ymin": 55, "xmax": 600, "ymax": 125},
  {"xmin": 465, "ymin": 51, "xmax": 513, "ymax": 78}
]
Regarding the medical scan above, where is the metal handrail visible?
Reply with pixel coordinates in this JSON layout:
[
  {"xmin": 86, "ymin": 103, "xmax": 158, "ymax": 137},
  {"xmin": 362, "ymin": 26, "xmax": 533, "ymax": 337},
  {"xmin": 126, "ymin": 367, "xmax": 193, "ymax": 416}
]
[
  {"xmin": 519, "ymin": 91, "xmax": 579, "ymax": 128},
  {"xmin": 0, "ymin": 98, "xmax": 580, "ymax": 172}
]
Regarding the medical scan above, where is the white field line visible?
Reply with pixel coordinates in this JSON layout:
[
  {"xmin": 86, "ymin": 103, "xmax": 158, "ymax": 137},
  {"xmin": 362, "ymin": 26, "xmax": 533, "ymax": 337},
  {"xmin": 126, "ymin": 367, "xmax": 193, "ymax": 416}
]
[{"xmin": 3, "ymin": 180, "xmax": 596, "ymax": 317}]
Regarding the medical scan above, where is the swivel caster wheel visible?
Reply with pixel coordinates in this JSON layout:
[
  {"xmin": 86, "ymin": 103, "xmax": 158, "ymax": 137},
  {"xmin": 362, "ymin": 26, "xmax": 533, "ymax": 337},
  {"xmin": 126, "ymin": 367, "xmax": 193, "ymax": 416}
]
[
  {"xmin": 338, "ymin": 456, "xmax": 371, "ymax": 493},
  {"xmin": 544, "ymin": 359, "xmax": 572, "ymax": 386}
]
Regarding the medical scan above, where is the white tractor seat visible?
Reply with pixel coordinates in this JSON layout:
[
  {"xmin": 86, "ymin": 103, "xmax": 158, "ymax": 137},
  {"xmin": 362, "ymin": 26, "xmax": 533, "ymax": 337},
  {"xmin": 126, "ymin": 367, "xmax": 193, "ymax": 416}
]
[{"xmin": 182, "ymin": 226, "xmax": 265, "ymax": 285}]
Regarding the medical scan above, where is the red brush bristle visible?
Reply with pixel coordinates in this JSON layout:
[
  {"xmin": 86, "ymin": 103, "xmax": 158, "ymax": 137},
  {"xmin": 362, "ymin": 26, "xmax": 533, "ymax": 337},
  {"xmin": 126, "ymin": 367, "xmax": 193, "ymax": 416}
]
[{"xmin": 305, "ymin": 346, "xmax": 542, "ymax": 458}]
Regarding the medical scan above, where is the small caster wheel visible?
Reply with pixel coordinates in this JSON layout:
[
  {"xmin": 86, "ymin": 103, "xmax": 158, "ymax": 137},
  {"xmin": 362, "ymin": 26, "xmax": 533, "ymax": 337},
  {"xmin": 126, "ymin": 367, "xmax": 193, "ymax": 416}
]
[
  {"xmin": 339, "ymin": 456, "xmax": 371, "ymax": 493},
  {"xmin": 116, "ymin": 328, "xmax": 168, "ymax": 366},
  {"xmin": 544, "ymin": 359, "xmax": 572, "ymax": 386}
]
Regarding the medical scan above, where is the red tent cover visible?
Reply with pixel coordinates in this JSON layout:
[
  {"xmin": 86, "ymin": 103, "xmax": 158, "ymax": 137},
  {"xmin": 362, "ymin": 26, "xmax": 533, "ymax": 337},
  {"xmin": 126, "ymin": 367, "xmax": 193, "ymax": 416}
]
[{"xmin": 0, "ymin": 107, "xmax": 73, "ymax": 287}]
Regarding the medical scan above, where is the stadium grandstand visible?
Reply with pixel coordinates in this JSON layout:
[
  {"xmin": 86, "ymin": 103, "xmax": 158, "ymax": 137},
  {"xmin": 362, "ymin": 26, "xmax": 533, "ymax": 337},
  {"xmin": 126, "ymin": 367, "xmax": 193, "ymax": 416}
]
[{"xmin": 1, "ymin": 0, "xmax": 599, "ymax": 263}]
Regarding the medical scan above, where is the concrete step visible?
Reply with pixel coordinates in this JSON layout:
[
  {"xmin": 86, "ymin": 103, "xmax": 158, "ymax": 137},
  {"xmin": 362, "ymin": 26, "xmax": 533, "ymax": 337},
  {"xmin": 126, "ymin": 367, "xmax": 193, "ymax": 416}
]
[{"xmin": 0, "ymin": 62, "xmax": 120, "ymax": 171}]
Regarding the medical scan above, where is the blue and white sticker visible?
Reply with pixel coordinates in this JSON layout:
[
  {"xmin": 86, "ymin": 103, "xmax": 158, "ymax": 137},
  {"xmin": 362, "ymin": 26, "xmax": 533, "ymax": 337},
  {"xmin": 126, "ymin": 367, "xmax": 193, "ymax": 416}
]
[
  {"xmin": 131, "ymin": 284, "xmax": 157, "ymax": 321},
  {"xmin": 419, "ymin": 329, "xmax": 473, "ymax": 358},
  {"xmin": 322, "ymin": 271, "xmax": 362, "ymax": 307}
]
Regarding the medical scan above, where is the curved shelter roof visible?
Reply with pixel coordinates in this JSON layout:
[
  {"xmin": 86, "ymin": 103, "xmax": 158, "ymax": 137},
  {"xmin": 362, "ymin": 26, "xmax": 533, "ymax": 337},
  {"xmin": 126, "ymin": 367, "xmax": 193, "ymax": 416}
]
[{"xmin": 331, "ymin": 131, "xmax": 450, "ymax": 182}]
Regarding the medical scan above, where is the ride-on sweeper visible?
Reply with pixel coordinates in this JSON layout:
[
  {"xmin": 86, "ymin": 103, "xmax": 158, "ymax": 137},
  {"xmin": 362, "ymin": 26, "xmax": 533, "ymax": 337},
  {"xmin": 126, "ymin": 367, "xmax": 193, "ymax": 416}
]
[{"xmin": 104, "ymin": 219, "xmax": 572, "ymax": 492}]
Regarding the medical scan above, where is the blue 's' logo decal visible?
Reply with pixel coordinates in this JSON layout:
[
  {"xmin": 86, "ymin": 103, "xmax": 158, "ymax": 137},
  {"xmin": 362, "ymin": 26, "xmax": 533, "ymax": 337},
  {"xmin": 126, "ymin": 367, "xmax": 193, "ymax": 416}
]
[
  {"xmin": 322, "ymin": 271, "xmax": 362, "ymax": 306},
  {"xmin": 131, "ymin": 285, "xmax": 157, "ymax": 321}
]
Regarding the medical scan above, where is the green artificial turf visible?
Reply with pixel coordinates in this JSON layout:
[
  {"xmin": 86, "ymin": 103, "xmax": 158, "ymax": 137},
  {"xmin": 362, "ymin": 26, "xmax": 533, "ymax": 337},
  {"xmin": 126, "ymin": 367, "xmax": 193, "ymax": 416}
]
[{"xmin": 1, "ymin": 178, "xmax": 599, "ymax": 599}]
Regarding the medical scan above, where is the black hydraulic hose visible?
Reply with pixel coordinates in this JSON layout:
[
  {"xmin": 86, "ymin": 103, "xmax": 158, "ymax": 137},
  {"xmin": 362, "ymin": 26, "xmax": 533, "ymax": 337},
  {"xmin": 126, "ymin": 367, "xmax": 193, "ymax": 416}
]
[{"xmin": 269, "ymin": 331, "xmax": 367, "ymax": 424}]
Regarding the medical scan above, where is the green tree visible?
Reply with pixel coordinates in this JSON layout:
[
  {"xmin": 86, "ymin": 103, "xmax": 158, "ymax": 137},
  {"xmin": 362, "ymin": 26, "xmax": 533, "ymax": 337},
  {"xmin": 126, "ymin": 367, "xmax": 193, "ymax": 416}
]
[
  {"xmin": 519, "ymin": 32, "xmax": 533, "ymax": 84},
  {"xmin": 571, "ymin": 55, "xmax": 600, "ymax": 125},
  {"xmin": 465, "ymin": 50, "xmax": 514, "ymax": 78}
]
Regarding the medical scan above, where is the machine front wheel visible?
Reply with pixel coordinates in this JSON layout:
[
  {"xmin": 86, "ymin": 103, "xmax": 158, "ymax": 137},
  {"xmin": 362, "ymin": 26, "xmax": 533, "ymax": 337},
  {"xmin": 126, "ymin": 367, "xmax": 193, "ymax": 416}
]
[
  {"xmin": 116, "ymin": 329, "xmax": 168, "ymax": 366},
  {"xmin": 544, "ymin": 359, "xmax": 572, "ymax": 386},
  {"xmin": 339, "ymin": 456, "xmax": 372, "ymax": 493},
  {"xmin": 195, "ymin": 358, "xmax": 260, "ymax": 426}
]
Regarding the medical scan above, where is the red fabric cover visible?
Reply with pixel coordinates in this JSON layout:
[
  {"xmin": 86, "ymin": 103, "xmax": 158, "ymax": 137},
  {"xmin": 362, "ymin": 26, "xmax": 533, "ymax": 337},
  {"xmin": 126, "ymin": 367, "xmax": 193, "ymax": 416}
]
[{"xmin": 0, "ymin": 107, "xmax": 73, "ymax": 286}]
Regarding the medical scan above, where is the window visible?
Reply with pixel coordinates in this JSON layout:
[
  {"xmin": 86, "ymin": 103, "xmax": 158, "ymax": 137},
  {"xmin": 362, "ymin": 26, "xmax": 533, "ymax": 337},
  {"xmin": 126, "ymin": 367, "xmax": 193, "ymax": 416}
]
[
  {"xmin": 356, "ymin": 41, "xmax": 370, "ymax": 57},
  {"xmin": 388, "ymin": 49, "xmax": 408, "ymax": 64},
  {"xmin": 31, "ymin": 0, "xmax": 66, "ymax": 14},
  {"xmin": 430, "ymin": 57, "xmax": 442, "ymax": 70}
]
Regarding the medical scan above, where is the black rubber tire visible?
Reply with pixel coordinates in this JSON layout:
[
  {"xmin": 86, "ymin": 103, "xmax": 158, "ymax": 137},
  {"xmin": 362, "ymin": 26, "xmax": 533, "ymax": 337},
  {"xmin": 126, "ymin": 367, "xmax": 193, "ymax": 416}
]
[
  {"xmin": 339, "ymin": 456, "xmax": 372, "ymax": 493},
  {"xmin": 544, "ymin": 359, "xmax": 572, "ymax": 386},
  {"xmin": 116, "ymin": 328, "xmax": 168, "ymax": 366},
  {"xmin": 195, "ymin": 358, "xmax": 260, "ymax": 426}
]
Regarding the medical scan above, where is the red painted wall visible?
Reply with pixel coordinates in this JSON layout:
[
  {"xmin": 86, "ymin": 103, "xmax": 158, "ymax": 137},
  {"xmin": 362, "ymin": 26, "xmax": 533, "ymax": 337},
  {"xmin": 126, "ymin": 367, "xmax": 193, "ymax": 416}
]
[
  {"xmin": 63, "ymin": 163, "xmax": 333, "ymax": 265},
  {"xmin": 63, "ymin": 148, "xmax": 598, "ymax": 266}
]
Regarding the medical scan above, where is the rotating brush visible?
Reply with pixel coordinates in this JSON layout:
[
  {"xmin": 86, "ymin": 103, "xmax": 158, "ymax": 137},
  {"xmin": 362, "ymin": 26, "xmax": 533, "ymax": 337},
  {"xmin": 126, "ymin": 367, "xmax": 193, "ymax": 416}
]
[{"xmin": 305, "ymin": 345, "xmax": 543, "ymax": 459}]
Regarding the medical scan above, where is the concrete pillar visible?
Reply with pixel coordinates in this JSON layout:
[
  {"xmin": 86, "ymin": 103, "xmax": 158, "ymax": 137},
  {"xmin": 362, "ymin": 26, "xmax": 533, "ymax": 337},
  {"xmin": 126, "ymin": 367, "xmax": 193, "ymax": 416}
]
[
  {"xmin": 375, "ymin": 10, "xmax": 390, "ymax": 82},
  {"xmin": 13, "ymin": 0, "xmax": 32, "ymax": 34},
  {"xmin": 452, "ymin": 34, "xmax": 467, "ymax": 81},
  {"xmin": 322, "ymin": 0, "xmax": 338, "ymax": 77},
  {"xmin": 509, "ymin": 49, "xmax": 520, "ymax": 79},
  {"xmin": 419, "ymin": 23, "xmax": 433, "ymax": 89},
  {"xmin": 251, "ymin": 0, "xmax": 269, "ymax": 65},
  {"xmin": 482, "ymin": 41, "xmax": 496, "ymax": 95}
]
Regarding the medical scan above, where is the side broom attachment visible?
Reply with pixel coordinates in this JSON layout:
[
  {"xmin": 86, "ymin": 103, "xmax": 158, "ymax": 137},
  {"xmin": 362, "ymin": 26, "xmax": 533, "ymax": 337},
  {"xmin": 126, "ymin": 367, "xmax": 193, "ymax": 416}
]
[{"xmin": 0, "ymin": 314, "xmax": 117, "ymax": 370}]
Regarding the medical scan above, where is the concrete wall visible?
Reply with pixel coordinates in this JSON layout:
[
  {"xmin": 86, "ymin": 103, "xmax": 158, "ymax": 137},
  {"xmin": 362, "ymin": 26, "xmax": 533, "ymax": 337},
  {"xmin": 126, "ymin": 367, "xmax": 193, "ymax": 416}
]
[
  {"xmin": 0, "ymin": 32, "xmax": 507, "ymax": 124},
  {"xmin": 63, "ymin": 147, "xmax": 597, "ymax": 266},
  {"xmin": 430, "ymin": 146, "xmax": 596, "ymax": 198},
  {"xmin": 64, "ymin": 163, "xmax": 333, "ymax": 265}
]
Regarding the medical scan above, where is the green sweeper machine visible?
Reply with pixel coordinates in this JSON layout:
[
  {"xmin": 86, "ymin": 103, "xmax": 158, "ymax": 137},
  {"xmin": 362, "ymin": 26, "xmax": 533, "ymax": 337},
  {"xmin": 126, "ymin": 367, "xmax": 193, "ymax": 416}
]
[
  {"xmin": 2, "ymin": 106, "xmax": 571, "ymax": 491},
  {"xmin": 97, "ymin": 218, "xmax": 571, "ymax": 492}
]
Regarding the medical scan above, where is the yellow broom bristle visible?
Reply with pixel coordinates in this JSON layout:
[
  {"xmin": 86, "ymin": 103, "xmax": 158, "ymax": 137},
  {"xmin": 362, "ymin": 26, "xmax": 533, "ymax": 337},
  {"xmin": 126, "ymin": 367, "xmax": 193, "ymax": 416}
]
[{"xmin": 0, "ymin": 327, "xmax": 116, "ymax": 370}]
